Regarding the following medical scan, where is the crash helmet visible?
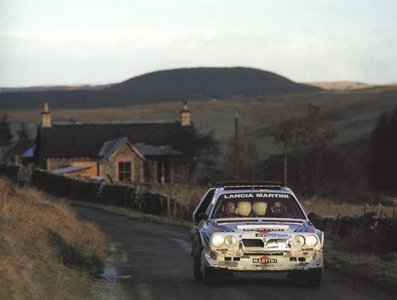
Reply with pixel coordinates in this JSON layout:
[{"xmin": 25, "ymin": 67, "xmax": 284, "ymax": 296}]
[
  {"xmin": 237, "ymin": 201, "xmax": 252, "ymax": 216},
  {"xmin": 252, "ymin": 202, "xmax": 267, "ymax": 216}
]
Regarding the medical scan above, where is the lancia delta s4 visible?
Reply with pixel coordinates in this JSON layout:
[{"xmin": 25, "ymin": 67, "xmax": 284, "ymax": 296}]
[{"xmin": 190, "ymin": 182, "xmax": 323, "ymax": 286}]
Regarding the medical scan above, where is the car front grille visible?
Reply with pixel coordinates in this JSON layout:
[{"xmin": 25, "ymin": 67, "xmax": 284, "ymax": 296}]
[{"xmin": 242, "ymin": 239, "xmax": 265, "ymax": 248}]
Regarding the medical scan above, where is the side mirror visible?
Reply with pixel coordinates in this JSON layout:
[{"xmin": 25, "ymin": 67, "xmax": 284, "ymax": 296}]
[
  {"xmin": 194, "ymin": 212, "xmax": 208, "ymax": 224},
  {"xmin": 307, "ymin": 212, "xmax": 320, "ymax": 224}
]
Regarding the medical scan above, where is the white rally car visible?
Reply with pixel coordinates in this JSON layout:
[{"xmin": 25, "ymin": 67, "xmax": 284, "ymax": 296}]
[{"xmin": 190, "ymin": 182, "xmax": 324, "ymax": 286}]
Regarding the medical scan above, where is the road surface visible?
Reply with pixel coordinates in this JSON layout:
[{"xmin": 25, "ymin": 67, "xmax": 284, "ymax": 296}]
[{"xmin": 74, "ymin": 206, "xmax": 393, "ymax": 300}]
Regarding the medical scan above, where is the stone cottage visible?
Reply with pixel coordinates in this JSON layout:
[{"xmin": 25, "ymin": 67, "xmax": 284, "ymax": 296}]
[{"xmin": 34, "ymin": 102, "xmax": 193, "ymax": 183}]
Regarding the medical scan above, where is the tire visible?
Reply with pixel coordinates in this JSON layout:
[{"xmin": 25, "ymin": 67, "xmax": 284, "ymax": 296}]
[
  {"xmin": 200, "ymin": 249, "xmax": 217, "ymax": 285},
  {"xmin": 193, "ymin": 257, "xmax": 202, "ymax": 281}
]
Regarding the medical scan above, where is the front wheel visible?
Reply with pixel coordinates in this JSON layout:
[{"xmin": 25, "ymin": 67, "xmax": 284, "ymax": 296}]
[
  {"xmin": 193, "ymin": 256, "xmax": 202, "ymax": 281},
  {"xmin": 200, "ymin": 250, "xmax": 217, "ymax": 285}
]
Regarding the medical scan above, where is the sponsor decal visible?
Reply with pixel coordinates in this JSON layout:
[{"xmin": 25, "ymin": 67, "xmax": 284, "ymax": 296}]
[
  {"xmin": 256, "ymin": 232, "xmax": 289, "ymax": 239},
  {"xmin": 224, "ymin": 193, "xmax": 254, "ymax": 199},
  {"xmin": 240, "ymin": 226, "xmax": 288, "ymax": 232},
  {"xmin": 253, "ymin": 256, "xmax": 278, "ymax": 265},
  {"xmin": 255, "ymin": 193, "xmax": 289, "ymax": 199},
  {"xmin": 254, "ymin": 228, "xmax": 272, "ymax": 236},
  {"xmin": 223, "ymin": 193, "xmax": 289, "ymax": 199},
  {"xmin": 255, "ymin": 233, "xmax": 267, "ymax": 237}
]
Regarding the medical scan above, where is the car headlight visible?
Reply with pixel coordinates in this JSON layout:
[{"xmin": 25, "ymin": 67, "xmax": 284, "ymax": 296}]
[
  {"xmin": 211, "ymin": 235, "xmax": 224, "ymax": 248},
  {"xmin": 292, "ymin": 235, "xmax": 305, "ymax": 248},
  {"xmin": 224, "ymin": 235, "xmax": 237, "ymax": 248},
  {"xmin": 305, "ymin": 235, "xmax": 318, "ymax": 247}
]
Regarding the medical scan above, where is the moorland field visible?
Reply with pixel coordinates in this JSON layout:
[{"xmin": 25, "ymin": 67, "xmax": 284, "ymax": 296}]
[{"xmin": 4, "ymin": 85, "xmax": 397, "ymax": 156}]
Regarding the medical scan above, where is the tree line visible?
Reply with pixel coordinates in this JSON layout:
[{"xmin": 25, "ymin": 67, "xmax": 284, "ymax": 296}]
[
  {"xmin": 190, "ymin": 102, "xmax": 397, "ymax": 201},
  {"xmin": 0, "ymin": 114, "xmax": 30, "ymax": 145}
]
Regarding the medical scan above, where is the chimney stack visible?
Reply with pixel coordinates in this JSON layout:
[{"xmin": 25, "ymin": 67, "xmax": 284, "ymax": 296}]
[
  {"xmin": 180, "ymin": 101, "xmax": 191, "ymax": 127},
  {"xmin": 41, "ymin": 102, "xmax": 52, "ymax": 128}
]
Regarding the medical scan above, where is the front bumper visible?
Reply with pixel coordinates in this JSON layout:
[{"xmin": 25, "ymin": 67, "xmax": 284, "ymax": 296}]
[{"xmin": 203, "ymin": 248, "xmax": 323, "ymax": 272}]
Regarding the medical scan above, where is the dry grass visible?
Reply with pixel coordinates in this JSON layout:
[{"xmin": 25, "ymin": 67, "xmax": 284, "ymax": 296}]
[
  {"xmin": 0, "ymin": 177, "xmax": 107, "ymax": 300},
  {"xmin": 305, "ymin": 81, "xmax": 375, "ymax": 90},
  {"xmin": 140, "ymin": 183, "xmax": 207, "ymax": 206},
  {"xmin": 325, "ymin": 238, "xmax": 397, "ymax": 292}
]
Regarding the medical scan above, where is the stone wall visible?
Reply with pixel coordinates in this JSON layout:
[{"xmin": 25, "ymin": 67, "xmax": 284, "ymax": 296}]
[{"xmin": 0, "ymin": 163, "xmax": 185, "ymax": 219}]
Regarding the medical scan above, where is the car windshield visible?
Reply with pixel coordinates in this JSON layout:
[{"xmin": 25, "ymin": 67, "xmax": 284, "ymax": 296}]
[{"xmin": 212, "ymin": 192, "xmax": 306, "ymax": 219}]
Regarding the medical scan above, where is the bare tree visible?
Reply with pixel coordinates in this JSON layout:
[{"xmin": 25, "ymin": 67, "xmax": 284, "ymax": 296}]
[{"xmin": 272, "ymin": 103, "xmax": 337, "ymax": 187}]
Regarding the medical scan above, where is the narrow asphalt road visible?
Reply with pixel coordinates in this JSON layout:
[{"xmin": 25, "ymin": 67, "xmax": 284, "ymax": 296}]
[{"xmin": 74, "ymin": 206, "xmax": 393, "ymax": 300}]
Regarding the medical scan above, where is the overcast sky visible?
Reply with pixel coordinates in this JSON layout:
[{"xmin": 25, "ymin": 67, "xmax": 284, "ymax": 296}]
[{"xmin": 0, "ymin": 0, "xmax": 396, "ymax": 87}]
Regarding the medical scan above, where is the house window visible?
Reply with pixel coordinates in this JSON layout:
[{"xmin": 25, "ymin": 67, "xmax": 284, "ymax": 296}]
[{"xmin": 118, "ymin": 161, "xmax": 132, "ymax": 182}]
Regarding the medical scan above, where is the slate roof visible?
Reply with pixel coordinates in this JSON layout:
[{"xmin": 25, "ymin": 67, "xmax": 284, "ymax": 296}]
[
  {"xmin": 22, "ymin": 146, "xmax": 34, "ymax": 158},
  {"xmin": 98, "ymin": 137, "xmax": 130, "ymax": 162},
  {"xmin": 35, "ymin": 122, "xmax": 185, "ymax": 159},
  {"xmin": 134, "ymin": 143, "xmax": 181, "ymax": 157},
  {"xmin": 98, "ymin": 137, "xmax": 147, "ymax": 163},
  {"xmin": 1, "ymin": 139, "xmax": 34, "ymax": 160}
]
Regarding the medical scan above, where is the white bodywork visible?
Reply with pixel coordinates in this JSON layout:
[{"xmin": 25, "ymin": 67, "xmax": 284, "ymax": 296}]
[{"xmin": 191, "ymin": 185, "xmax": 324, "ymax": 281}]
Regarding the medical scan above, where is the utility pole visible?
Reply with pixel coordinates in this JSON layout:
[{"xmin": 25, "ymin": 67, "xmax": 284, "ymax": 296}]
[
  {"xmin": 233, "ymin": 113, "xmax": 240, "ymax": 179},
  {"xmin": 283, "ymin": 142, "xmax": 288, "ymax": 186}
]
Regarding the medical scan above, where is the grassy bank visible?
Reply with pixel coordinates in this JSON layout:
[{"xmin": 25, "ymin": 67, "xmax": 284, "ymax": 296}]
[
  {"xmin": 325, "ymin": 237, "xmax": 397, "ymax": 292},
  {"xmin": 0, "ymin": 177, "xmax": 107, "ymax": 299}
]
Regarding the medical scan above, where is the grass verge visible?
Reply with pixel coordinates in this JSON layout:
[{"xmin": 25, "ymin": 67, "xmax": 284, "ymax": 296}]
[
  {"xmin": 324, "ymin": 237, "xmax": 397, "ymax": 293},
  {"xmin": 0, "ymin": 177, "xmax": 107, "ymax": 299}
]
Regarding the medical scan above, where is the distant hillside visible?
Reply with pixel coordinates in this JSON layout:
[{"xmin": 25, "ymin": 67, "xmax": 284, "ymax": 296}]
[
  {"xmin": 306, "ymin": 81, "xmax": 374, "ymax": 91},
  {"xmin": 0, "ymin": 84, "xmax": 113, "ymax": 93},
  {"xmin": 0, "ymin": 67, "xmax": 320, "ymax": 109},
  {"xmin": 108, "ymin": 67, "xmax": 320, "ymax": 99}
]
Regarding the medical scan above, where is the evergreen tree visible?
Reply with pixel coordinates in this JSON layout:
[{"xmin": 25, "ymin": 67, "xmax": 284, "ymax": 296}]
[
  {"xmin": 0, "ymin": 114, "xmax": 13, "ymax": 145},
  {"xmin": 169, "ymin": 127, "xmax": 219, "ymax": 183},
  {"xmin": 368, "ymin": 106, "xmax": 397, "ymax": 190},
  {"xmin": 16, "ymin": 122, "xmax": 30, "ymax": 140}
]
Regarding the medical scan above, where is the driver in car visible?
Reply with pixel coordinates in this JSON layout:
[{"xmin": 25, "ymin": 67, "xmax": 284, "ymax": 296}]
[{"xmin": 222, "ymin": 201, "xmax": 238, "ymax": 217}]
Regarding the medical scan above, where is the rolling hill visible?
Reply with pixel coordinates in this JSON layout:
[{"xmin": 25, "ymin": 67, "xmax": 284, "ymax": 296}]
[
  {"xmin": 107, "ymin": 67, "xmax": 320, "ymax": 98},
  {"xmin": 0, "ymin": 67, "xmax": 320, "ymax": 109}
]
